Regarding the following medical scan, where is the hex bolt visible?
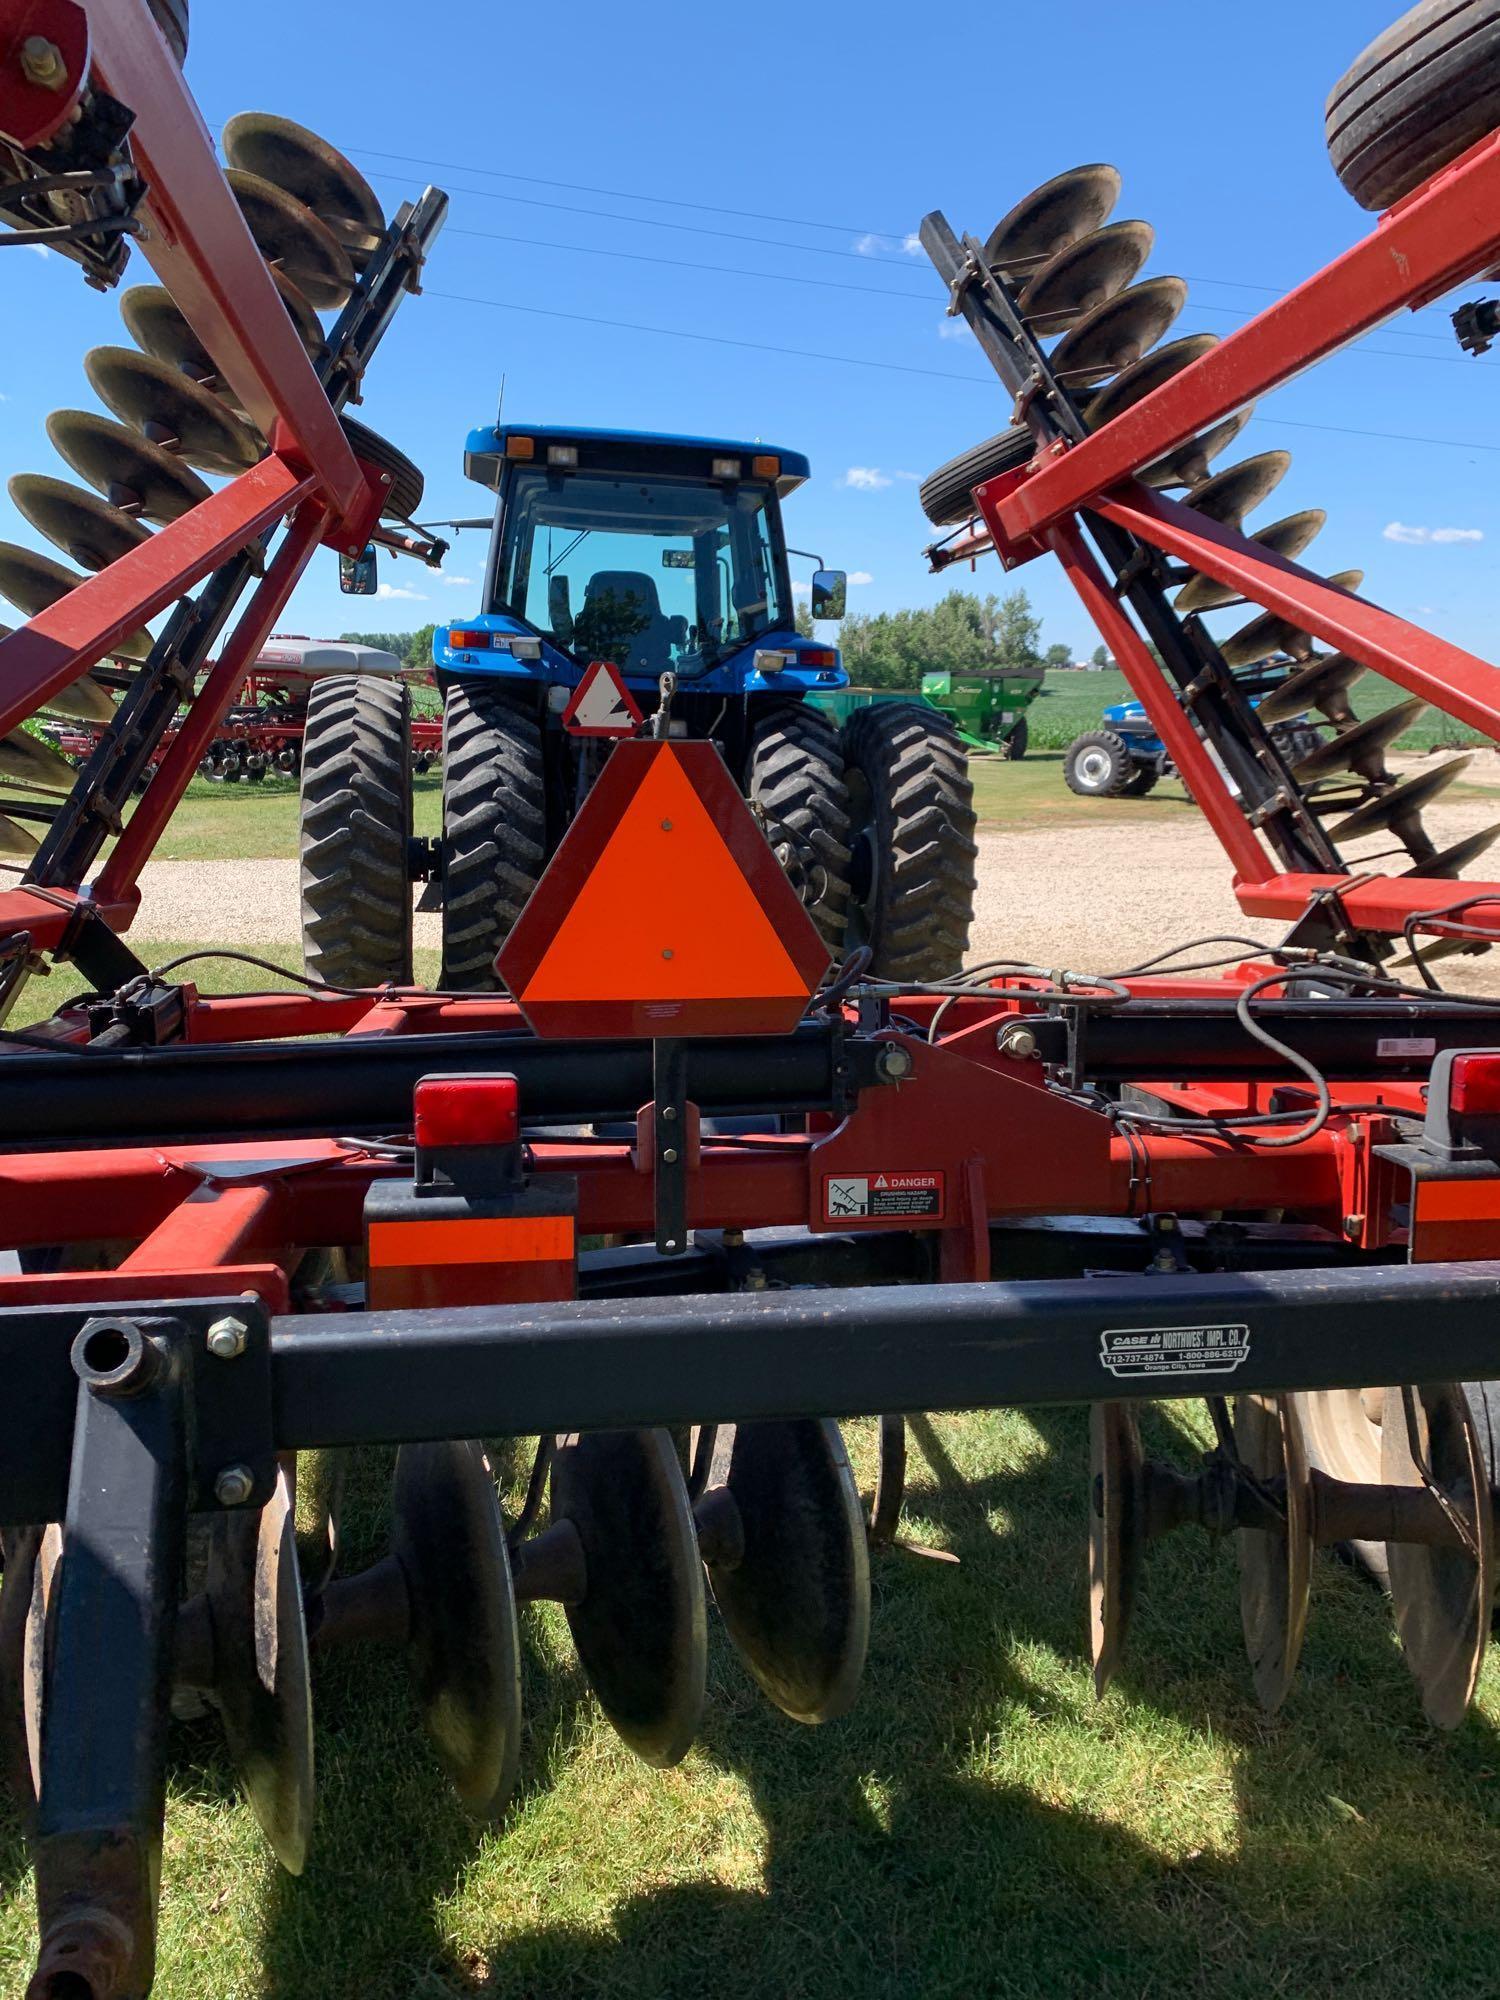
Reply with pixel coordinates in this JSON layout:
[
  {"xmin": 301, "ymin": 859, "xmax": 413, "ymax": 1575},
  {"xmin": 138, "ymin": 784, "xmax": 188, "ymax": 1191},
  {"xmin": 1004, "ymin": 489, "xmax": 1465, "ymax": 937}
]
[
  {"xmin": 214, "ymin": 1465, "xmax": 255, "ymax": 1508},
  {"xmin": 996, "ymin": 1022, "xmax": 1038, "ymax": 1060},
  {"xmin": 205, "ymin": 1315, "xmax": 248, "ymax": 1361},
  {"xmin": 662, "ymin": 948, "xmax": 674, "ymax": 960},
  {"xmin": 875, "ymin": 1044, "xmax": 914, "ymax": 1083},
  {"xmin": 661, "ymin": 1104, "xmax": 678, "ymax": 1122},
  {"xmin": 20, "ymin": 36, "xmax": 68, "ymax": 89},
  {"xmin": 661, "ymin": 818, "xmax": 673, "ymax": 831},
  {"xmin": 662, "ymin": 1147, "xmax": 680, "ymax": 1165}
]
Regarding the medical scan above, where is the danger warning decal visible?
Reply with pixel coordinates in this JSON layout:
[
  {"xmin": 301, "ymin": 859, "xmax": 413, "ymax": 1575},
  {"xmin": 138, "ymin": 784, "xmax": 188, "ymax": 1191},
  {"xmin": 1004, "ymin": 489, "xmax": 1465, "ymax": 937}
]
[
  {"xmin": 1099, "ymin": 1323, "xmax": 1251, "ymax": 1378},
  {"xmin": 824, "ymin": 1171, "xmax": 945, "ymax": 1222}
]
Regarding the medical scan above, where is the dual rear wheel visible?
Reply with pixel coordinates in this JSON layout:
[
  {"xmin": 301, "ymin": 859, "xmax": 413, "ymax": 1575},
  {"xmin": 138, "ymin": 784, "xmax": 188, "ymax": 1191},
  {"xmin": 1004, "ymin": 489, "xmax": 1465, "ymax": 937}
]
[{"xmin": 300, "ymin": 681, "xmax": 980, "ymax": 991}]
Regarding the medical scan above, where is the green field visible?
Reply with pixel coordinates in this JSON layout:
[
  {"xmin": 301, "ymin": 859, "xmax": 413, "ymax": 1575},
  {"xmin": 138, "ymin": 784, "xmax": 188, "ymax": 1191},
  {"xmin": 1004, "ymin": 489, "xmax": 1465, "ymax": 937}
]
[{"xmin": 1026, "ymin": 668, "xmax": 1487, "ymax": 753}]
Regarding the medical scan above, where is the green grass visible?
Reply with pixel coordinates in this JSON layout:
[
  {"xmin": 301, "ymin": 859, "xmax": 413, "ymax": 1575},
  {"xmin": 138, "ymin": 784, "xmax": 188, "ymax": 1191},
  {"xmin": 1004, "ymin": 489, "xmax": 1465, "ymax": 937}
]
[
  {"xmin": 5, "ymin": 1408, "xmax": 1500, "ymax": 1998},
  {"xmin": 141, "ymin": 769, "xmax": 443, "ymax": 863},
  {"xmin": 1027, "ymin": 668, "xmax": 1490, "ymax": 753}
]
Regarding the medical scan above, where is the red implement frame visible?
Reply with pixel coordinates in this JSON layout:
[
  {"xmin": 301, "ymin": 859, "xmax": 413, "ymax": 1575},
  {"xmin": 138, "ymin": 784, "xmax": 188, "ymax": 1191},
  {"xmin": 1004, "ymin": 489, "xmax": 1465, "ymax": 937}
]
[{"xmin": 951, "ymin": 132, "xmax": 1500, "ymax": 943}]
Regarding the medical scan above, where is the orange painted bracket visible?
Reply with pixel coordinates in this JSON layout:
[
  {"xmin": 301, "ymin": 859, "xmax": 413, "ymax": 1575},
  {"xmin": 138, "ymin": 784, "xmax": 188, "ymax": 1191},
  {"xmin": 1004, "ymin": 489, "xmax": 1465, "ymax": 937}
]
[{"xmin": 499, "ymin": 737, "xmax": 832, "ymax": 1038}]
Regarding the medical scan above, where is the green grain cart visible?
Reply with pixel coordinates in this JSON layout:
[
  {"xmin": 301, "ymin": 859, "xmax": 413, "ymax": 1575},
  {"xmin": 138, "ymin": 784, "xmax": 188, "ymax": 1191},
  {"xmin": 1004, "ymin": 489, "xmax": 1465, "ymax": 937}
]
[{"xmin": 811, "ymin": 666, "xmax": 1042, "ymax": 758}]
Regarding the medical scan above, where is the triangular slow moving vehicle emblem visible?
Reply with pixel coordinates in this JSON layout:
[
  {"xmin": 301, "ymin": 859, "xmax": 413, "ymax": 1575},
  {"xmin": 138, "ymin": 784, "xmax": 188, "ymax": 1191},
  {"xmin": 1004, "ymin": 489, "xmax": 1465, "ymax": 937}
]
[
  {"xmin": 499, "ymin": 738, "xmax": 832, "ymax": 1037},
  {"xmin": 561, "ymin": 659, "xmax": 643, "ymax": 737}
]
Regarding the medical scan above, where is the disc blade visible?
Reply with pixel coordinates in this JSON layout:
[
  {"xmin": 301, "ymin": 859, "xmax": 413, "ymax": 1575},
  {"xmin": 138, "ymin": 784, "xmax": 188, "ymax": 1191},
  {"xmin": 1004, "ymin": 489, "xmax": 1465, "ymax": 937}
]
[
  {"xmin": 1403, "ymin": 822, "xmax": 1500, "ymax": 878},
  {"xmin": 0, "ymin": 810, "xmax": 38, "ymax": 859},
  {"xmin": 1018, "ymin": 219, "xmax": 1155, "ymax": 334},
  {"xmin": 1176, "ymin": 509, "xmax": 1327, "ymax": 614},
  {"xmin": 391, "ymin": 1439, "xmax": 521, "ymax": 1820},
  {"xmin": 0, "ymin": 726, "xmax": 80, "ymax": 797},
  {"xmin": 8, "ymin": 473, "xmax": 151, "ymax": 573},
  {"xmin": 206, "ymin": 1468, "xmax": 315, "ymax": 1872},
  {"xmin": 1291, "ymin": 697, "xmax": 1426, "ymax": 783},
  {"xmin": 546, "ymin": 1428, "xmax": 706, "ymax": 1767},
  {"xmin": 225, "ymin": 168, "xmax": 355, "ymax": 311},
  {"xmin": 0, "ymin": 1527, "xmax": 41, "ymax": 1811},
  {"xmin": 699, "ymin": 1418, "xmax": 869, "ymax": 1724},
  {"xmin": 1089, "ymin": 1401, "xmax": 1144, "ymax": 1697},
  {"xmin": 0, "ymin": 541, "xmax": 153, "ymax": 661},
  {"xmin": 1253, "ymin": 651, "xmax": 1365, "ymax": 725},
  {"xmin": 222, "ymin": 112, "xmax": 385, "ymax": 268},
  {"xmin": 119, "ymin": 283, "xmax": 217, "ymax": 379},
  {"xmin": 1221, "ymin": 570, "xmax": 1366, "ymax": 671},
  {"xmin": 84, "ymin": 346, "xmax": 262, "ymax": 475},
  {"xmin": 1329, "ymin": 756, "xmax": 1471, "ymax": 844},
  {"xmin": 1050, "ymin": 276, "xmax": 1189, "ymax": 386},
  {"xmin": 0, "ymin": 622, "xmax": 114, "ymax": 725},
  {"xmin": 1139, "ymin": 407, "xmax": 1253, "ymax": 489},
  {"xmin": 46, "ymin": 409, "xmax": 212, "ymax": 525},
  {"xmin": 985, "ymin": 164, "xmax": 1122, "ymax": 275},
  {"xmin": 1085, "ymin": 334, "xmax": 1219, "ymax": 431},
  {"xmin": 1382, "ymin": 1383, "xmax": 1493, "ymax": 1728},
  {"xmin": 1184, "ymin": 450, "xmax": 1292, "ymax": 529},
  {"xmin": 1234, "ymin": 1394, "xmax": 1312, "ymax": 1712}
]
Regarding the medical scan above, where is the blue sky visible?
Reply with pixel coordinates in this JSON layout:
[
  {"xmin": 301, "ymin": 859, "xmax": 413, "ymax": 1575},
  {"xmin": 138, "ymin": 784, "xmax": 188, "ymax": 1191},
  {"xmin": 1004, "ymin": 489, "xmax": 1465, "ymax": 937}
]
[{"xmin": 1, "ymin": 0, "xmax": 1494, "ymax": 661}]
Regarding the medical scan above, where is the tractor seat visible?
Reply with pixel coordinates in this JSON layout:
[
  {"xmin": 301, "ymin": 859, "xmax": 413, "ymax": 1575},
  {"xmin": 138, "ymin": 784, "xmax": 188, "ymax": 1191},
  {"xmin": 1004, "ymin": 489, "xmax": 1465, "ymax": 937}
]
[{"xmin": 580, "ymin": 570, "xmax": 678, "ymax": 673}]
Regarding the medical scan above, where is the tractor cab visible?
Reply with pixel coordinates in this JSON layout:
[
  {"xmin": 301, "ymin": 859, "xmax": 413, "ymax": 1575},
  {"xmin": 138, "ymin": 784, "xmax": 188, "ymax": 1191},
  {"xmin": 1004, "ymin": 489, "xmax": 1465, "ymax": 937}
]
[{"xmin": 434, "ymin": 426, "xmax": 849, "ymax": 700}]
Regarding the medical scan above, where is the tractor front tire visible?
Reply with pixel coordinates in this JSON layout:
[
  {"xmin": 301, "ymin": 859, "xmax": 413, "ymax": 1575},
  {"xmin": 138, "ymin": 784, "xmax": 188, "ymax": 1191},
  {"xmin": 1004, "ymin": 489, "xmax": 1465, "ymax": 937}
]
[
  {"xmin": 299, "ymin": 674, "xmax": 413, "ymax": 987},
  {"xmin": 746, "ymin": 703, "xmax": 852, "ymax": 955},
  {"xmin": 1064, "ymin": 730, "xmax": 1135, "ymax": 798},
  {"xmin": 440, "ymin": 682, "xmax": 548, "ymax": 990},
  {"xmin": 841, "ymin": 702, "xmax": 977, "ymax": 981}
]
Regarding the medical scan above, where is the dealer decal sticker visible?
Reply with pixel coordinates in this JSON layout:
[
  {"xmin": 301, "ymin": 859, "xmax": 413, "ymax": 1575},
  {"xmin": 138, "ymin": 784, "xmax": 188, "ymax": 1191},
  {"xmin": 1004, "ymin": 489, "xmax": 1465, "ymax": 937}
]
[
  {"xmin": 1099, "ymin": 1323, "xmax": 1251, "ymax": 1378},
  {"xmin": 824, "ymin": 1171, "xmax": 945, "ymax": 1221}
]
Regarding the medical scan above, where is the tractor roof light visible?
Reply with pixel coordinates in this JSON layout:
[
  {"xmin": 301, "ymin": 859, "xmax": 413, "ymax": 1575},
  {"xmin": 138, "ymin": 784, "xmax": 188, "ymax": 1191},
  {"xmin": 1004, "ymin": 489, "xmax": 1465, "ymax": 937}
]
[
  {"xmin": 505, "ymin": 435, "xmax": 536, "ymax": 459},
  {"xmin": 751, "ymin": 454, "xmax": 780, "ymax": 480},
  {"xmin": 712, "ymin": 457, "xmax": 742, "ymax": 480},
  {"xmin": 546, "ymin": 444, "xmax": 579, "ymax": 467}
]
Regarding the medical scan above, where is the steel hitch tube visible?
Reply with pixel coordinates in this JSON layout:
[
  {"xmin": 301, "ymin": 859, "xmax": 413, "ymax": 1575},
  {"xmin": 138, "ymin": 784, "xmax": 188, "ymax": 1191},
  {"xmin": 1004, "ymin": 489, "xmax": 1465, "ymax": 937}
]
[{"xmin": 28, "ymin": 1317, "xmax": 190, "ymax": 2000}]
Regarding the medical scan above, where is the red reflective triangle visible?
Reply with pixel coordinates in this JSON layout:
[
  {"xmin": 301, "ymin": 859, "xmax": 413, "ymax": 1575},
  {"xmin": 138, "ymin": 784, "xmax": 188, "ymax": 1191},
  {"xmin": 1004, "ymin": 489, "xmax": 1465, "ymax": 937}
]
[{"xmin": 499, "ymin": 738, "xmax": 831, "ymax": 1037}]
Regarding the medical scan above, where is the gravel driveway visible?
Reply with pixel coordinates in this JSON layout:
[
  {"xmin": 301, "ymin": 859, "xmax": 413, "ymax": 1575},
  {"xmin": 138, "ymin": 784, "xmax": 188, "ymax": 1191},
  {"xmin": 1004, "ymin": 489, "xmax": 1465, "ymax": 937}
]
[{"xmin": 131, "ymin": 782, "xmax": 1500, "ymax": 990}]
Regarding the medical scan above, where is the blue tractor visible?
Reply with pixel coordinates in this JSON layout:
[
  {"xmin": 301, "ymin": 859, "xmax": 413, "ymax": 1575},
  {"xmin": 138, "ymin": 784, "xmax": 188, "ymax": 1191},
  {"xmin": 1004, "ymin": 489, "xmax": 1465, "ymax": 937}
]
[
  {"xmin": 299, "ymin": 425, "xmax": 978, "ymax": 988},
  {"xmin": 1064, "ymin": 692, "xmax": 1321, "ymax": 799}
]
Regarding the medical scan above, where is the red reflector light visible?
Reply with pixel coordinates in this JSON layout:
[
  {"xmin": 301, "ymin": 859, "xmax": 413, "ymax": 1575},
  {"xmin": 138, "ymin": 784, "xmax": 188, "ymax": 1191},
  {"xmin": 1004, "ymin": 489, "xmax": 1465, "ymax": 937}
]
[
  {"xmin": 414, "ymin": 1073, "xmax": 520, "ymax": 1148},
  {"xmin": 1450, "ymin": 1054, "xmax": 1500, "ymax": 1116},
  {"xmin": 799, "ymin": 647, "xmax": 837, "ymax": 668},
  {"xmin": 447, "ymin": 628, "xmax": 491, "ymax": 650}
]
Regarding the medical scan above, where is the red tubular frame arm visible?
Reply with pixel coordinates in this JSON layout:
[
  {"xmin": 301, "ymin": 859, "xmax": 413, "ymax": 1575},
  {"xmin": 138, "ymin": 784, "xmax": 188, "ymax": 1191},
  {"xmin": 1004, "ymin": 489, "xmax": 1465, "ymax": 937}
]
[
  {"xmin": 84, "ymin": 0, "xmax": 364, "ymax": 515},
  {"xmin": 997, "ymin": 130, "xmax": 1500, "ymax": 543}
]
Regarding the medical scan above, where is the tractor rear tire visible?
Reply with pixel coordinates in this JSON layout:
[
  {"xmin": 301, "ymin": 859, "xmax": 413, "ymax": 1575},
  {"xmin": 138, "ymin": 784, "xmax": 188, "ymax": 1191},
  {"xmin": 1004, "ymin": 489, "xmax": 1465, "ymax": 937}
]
[
  {"xmin": 1005, "ymin": 715, "xmax": 1029, "ymax": 761},
  {"xmin": 919, "ymin": 426, "xmax": 1034, "ymax": 528},
  {"xmin": 1064, "ymin": 730, "xmax": 1134, "ymax": 798},
  {"xmin": 746, "ymin": 703, "xmax": 852, "ymax": 954},
  {"xmin": 840, "ymin": 702, "xmax": 977, "ymax": 981},
  {"xmin": 1121, "ymin": 765, "xmax": 1159, "ymax": 797},
  {"xmin": 440, "ymin": 681, "xmax": 547, "ymax": 990},
  {"xmin": 1327, "ymin": 0, "xmax": 1500, "ymax": 210},
  {"xmin": 299, "ymin": 674, "xmax": 412, "ymax": 987}
]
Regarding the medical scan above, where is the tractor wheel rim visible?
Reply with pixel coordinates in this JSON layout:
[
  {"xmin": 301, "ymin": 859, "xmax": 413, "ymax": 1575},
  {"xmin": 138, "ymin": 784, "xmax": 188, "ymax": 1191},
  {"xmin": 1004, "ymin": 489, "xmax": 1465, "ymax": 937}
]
[{"xmin": 1078, "ymin": 749, "xmax": 1112, "ymax": 787}]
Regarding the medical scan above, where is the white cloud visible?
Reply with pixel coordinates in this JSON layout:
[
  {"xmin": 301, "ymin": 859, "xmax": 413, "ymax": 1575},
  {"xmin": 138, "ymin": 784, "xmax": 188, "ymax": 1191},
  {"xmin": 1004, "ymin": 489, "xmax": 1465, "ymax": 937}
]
[
  {"xmin": 440, "ymin": 572, "xmax": 474, "ymax": 587},
  {"xmin": 937, "ymin": 319, "xmax": 971, "ymax": 342},
  {"xmin": 852, "ymin": 232, "xmax": 923, "ymax": 257},
  {"xmin": 1383, "ymin": 521, "xmax": 1483, "ymax": 545},
  {"xmin": 376, "ymin": 582, "xmax": 428, "ymax": 601},
  {"xmin": 27, "ymin": 245, "xmax": 49, "ymax": 259},
  {"xmin": 848, "ymin": 571, "xmax": 873, "ymax": 586},
  {"xmin": 790, "ymin": 579, "xmax": 811, "ymax": 597},
  {"xmin": 844, "ymin": 466, "xmax": 891, "ymax": 490}
]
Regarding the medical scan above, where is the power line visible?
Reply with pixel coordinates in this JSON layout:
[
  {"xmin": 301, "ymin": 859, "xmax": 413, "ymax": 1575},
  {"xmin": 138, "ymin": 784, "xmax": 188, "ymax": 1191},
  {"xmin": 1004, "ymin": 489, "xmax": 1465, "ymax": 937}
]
[
  {"xmin": 440, "ymin": 222, "xmax": 1473, "ymax": 365},
  {"xmin": 423, "ymin": 288, "xmax": 1500, "ymax": 452}
]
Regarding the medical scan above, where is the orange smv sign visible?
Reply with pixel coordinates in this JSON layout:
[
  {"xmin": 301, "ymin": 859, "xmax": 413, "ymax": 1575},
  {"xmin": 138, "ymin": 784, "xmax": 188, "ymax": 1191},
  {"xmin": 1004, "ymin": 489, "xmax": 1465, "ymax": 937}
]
[{"xmin": 498, "ymin": 737, "xmax": 832, "ymax": 1037}]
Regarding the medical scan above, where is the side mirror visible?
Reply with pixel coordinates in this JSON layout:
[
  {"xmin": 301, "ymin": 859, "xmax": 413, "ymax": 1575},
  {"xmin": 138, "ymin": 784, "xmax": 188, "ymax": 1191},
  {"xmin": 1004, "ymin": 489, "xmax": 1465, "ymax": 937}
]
[
  {"xmin": 548, "ymin": 573, "xmax": 575, "ymax": 645},
  {"xmin": 811, "ymin": 568, "xmax": 847, "ymax": 620},
  {"xmin": 339, "ymin": 544, "xmax": 378, "ymax": 596}
]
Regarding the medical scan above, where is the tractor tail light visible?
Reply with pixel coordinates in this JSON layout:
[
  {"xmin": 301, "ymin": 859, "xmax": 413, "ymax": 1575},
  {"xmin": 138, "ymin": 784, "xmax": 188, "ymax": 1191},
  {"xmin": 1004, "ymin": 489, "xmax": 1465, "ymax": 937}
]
[
  {"xmin": 447, "ymin": 629, "xmax": 492, "ymax": 650},
  {"xmin": 413, "ymin": 1073, "xmax": 521, "ymax": 1149},
  {"xmin": 798, "ymin": 648, "xmax": 837, "ymax": 668}
]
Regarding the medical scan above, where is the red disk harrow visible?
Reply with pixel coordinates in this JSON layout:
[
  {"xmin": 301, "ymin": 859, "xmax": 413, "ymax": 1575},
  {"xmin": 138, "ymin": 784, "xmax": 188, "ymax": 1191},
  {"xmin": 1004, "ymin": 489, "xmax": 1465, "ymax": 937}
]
[{"xmin": 3, "ymin": 4, "xmax": 1500, "ymax": 1997}]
